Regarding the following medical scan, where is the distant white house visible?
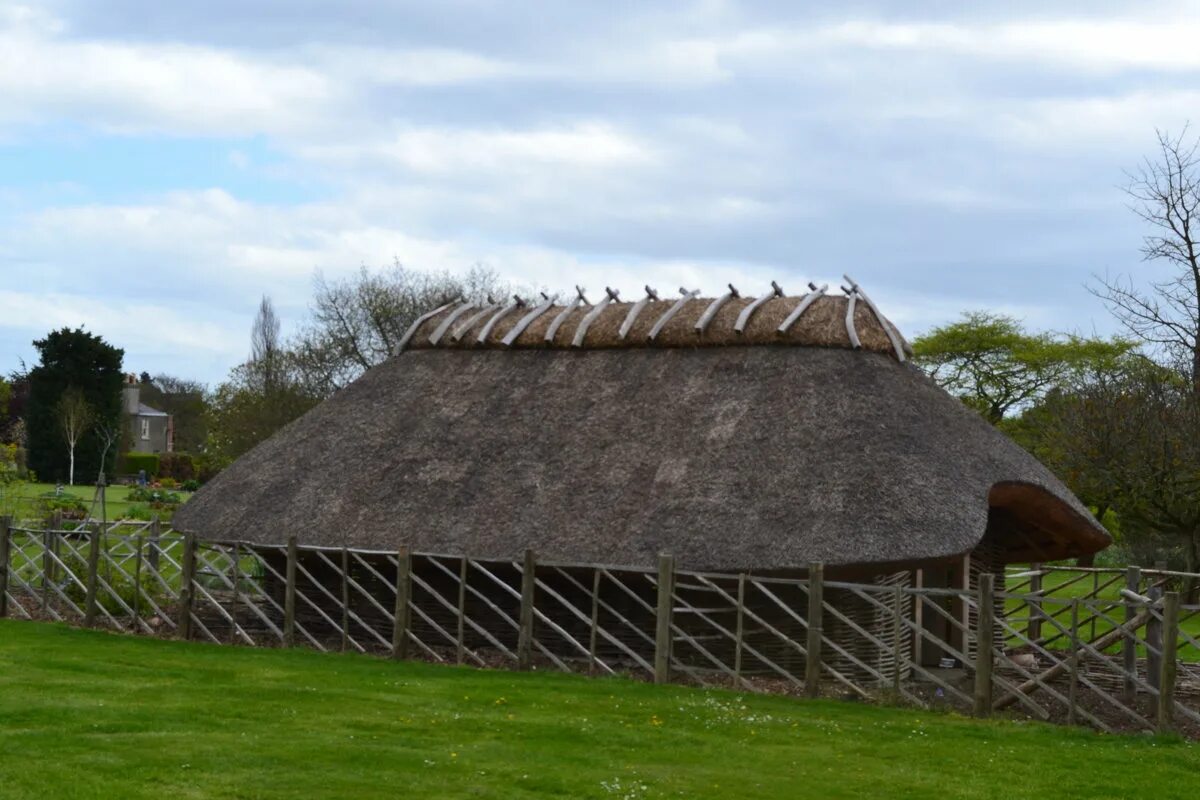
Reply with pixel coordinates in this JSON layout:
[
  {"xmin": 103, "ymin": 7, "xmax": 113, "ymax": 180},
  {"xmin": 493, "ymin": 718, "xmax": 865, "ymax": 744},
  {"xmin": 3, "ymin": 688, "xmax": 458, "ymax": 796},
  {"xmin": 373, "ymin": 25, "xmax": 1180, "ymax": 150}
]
[{"xmin": 121, "ymin": 374, "xmax": 172, "ymax": 454}]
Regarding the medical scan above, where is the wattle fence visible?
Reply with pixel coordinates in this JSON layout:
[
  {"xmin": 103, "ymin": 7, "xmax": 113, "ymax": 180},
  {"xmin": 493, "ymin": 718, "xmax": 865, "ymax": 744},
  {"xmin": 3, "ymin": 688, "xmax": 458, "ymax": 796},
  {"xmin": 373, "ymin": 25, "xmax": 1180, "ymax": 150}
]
[{"xmin": 3, "ymin": 515, "xmax": 1200, "ymax": 738}]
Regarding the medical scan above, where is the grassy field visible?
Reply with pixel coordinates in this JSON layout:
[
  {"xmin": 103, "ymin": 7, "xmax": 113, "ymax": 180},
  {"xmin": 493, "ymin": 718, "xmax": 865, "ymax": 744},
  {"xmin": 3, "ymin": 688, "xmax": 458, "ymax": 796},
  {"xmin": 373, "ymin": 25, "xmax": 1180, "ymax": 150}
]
[
  {"xmin": 0, "ymin": 481, "xmax": 192, "ymax": 523},
  {"xmin": 1, "ymin": 621, "xmax": 1198, "ymax": 799}
]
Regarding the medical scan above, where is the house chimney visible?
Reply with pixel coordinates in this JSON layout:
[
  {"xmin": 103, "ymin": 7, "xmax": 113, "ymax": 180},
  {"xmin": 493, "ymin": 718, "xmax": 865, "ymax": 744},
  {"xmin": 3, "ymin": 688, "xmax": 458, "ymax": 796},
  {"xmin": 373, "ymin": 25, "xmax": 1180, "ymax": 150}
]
[{"xmin": 122, "ymin": 373, "xmax": 139, "ymax": 415}]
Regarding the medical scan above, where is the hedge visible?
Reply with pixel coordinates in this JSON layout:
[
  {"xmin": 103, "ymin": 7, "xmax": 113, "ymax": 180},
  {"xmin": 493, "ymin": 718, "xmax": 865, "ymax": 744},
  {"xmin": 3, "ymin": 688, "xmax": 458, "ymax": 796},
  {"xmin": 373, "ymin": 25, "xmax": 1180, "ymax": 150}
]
[{"xmin": 118, "ymin": 452, "xmax": 160, "ymax": 478}]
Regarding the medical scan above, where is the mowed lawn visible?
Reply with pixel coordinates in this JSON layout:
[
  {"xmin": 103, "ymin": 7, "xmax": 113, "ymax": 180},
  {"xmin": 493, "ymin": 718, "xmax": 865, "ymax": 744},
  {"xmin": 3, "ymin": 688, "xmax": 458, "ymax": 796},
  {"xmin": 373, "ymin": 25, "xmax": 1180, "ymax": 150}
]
[
  {"xmin": 0, "ymin": 482, "xmax": 192, "ymax": 523},
  {"xmin": 1, "ymin": 623, "xmax": 1198, "ymax": 800}
]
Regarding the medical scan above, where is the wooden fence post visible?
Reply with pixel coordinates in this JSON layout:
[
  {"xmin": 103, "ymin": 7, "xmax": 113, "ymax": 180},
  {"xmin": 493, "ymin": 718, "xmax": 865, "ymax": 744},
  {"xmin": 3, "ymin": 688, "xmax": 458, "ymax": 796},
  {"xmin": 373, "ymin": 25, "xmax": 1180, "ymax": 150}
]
[
  {"xmin": 1123, "ymin": 565, "xmax": 1141, "ymax": 699},
  {"xmin": 178, "ymin": 532, "xmax": 196, "ymax": 641},
  {"xmin": 892, "ymin": 583, "xmax": 903, "ymax": 696},
  {"xmin": 456, "ymin": 556, "xmax": 468, "ymax": 665},
  {"xmin": 1027, "ymin": 563, "xmax": 1042, "ymax": 644},
  {"xmin": 973, "ymin": 573, "xmax": 995, "ymax": 716},
  {"xmin": 283, "ymin": 536, "xmax": 297, "ymax": 647},
  {"xmin": 0, "ymin": 515, "xmax": 11, "ymax": 618},
  {"xmin": 83, "ymin": 522, "xmax": 101, "ymax": 627},
  {"xmin": 518, "ymin": 549, "xmax": 537, "ymax": 671},
  {"xmin": 588, "ymin": 568, "xmax": 600, "ymax": 675},
  {"xmin": 147, "ymin": 515, "xmax": 161, "ymax": 572},
  {"xmin": 1147, "ymin": 582, "xmax": 1164, "ymax": 692},
  {"xmin": 230, "ymin": 543, "xmax": 242, "ymax": 645},
  {"xmin": 1158, "ymin": 591, "xmax": 1181, "ymax": 733},
  {"xmin": 340, "ymin": 547, "xmax": 350, "ymax": 653},
  {"xmin": 132, "ymin": 534, "xmax": 143, "ymax": 630},
  {"xmin": 41, "ymin": 528, "xmax": 53, "ymax": 609},
  {"xmin": 391, "ymin": 547, "xmax": 411, "ymax": 660},
  {"xmin": 805, "ymin": 562, "xmax": 824, "ymax": 698},
  {"xmin": 734, "ymin": 573, "xmax": 746, "ymax": 685},
  {"xmin": 1067, "ymin": 599, "xmax": 1080, "ymax": 726},
  {"xmin": 653, "ymin": 554, "xmax": 675, "ymax": 684}
]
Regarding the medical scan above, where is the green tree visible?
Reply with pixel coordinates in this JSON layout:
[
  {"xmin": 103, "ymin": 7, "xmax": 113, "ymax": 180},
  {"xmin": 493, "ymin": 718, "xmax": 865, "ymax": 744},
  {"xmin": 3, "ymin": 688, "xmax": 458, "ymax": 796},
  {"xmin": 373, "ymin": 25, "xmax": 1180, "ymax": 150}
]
[
  {"xmin": 912, "ymin": 312, "xmax": 1133, "ymax": 423},
  {"xmin": 26, "ymin": 328, "xmax": 124, "ymax": 484},
  {"xmin": 204, "ymin": 297, "xmax": 320, "ymax": 467}
]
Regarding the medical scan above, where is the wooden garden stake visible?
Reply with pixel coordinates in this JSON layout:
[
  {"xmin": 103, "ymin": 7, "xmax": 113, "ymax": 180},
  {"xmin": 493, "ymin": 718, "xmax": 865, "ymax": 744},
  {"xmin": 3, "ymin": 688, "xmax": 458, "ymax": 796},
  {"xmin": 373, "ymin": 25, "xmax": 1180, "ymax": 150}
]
[
  {"xmin": 231, "ymin": 542, "xmax": 241, "ymax": 644},
  {"xmin": 973, "ymin": 573, "xmax": 995, "ymax": 717},
  {"xmin": 805, "ymin": 563, "xmax": 824, "ymax": 698},
  {"xmin": 148, "ymin": 515, "xmax": 161, "ymax": 572},
  {"xmin": 283, "ymin": 535, "xmax": 297, "ymax": 647},
  {"xmin": 518, "ymin": 549, "xmax": 537, "ymax": 671},
  {"xmin": 1158, "ymin": 592, "xmax": 1181, "ymax": 733},
  {"xmin": 1027, "ymin": 563, "xmax": 1042, "ymax": 644},
  {"xmin": 391, "ymin": 546, "xmax": 411, "ymax": 660},
  {"xmin": 654, "ymin": 553, "xmax": 674, "ymax": 684}
]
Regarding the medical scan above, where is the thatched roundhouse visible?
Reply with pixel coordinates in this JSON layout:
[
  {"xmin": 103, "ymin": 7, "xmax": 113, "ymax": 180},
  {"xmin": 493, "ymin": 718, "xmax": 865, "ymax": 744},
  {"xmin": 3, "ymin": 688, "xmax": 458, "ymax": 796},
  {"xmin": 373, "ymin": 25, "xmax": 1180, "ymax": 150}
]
[{"xmin": 177, "ymin": 283, "xmax": 1109, "ymax": 675}]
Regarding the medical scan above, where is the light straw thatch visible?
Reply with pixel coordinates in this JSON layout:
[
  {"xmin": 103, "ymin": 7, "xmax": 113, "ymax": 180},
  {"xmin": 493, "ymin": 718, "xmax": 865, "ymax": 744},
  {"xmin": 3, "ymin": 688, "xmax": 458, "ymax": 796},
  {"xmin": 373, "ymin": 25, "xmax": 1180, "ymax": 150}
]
[{"xmin": 404, "ymin": 293, "xmax": 911, "ymax": 357}]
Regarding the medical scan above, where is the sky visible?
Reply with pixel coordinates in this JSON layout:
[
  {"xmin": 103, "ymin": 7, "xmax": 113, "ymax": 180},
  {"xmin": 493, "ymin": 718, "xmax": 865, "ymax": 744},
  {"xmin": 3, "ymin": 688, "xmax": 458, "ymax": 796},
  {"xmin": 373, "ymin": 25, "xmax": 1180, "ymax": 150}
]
[{"xmin": 1, "ymin": 1, "xmax": 1196, "ymax": 385}]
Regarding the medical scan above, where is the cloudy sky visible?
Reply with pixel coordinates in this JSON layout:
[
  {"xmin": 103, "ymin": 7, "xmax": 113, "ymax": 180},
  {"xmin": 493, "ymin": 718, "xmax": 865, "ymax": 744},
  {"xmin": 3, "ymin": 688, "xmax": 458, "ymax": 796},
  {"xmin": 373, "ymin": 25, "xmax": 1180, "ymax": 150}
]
[{"xmin": 1, "ymin": 1, "xmax": 1195, "ymax": 384}]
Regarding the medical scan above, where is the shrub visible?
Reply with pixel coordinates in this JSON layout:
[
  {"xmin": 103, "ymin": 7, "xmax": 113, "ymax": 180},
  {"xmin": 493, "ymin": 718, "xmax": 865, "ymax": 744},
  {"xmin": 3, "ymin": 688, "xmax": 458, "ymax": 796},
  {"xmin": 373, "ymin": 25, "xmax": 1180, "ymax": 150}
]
[
  {"xmin": 159, "ymin": 452, "xmax": 196, "ymax": 482},
  {"xmin": 119, "ymin": 452, "xmax": 160, "ymax": 479},
  {"xmin": 126, "ymin": 486, "xmax": 181, "ymax": 506},
  {"xmin": 158, "ymin": 477, "xmax": 179, "ymax": 489},
  {"xmin": 34, "ymin": 492, "xmax": 89, "ymax": 522},
  {"xmin": 181, "ymin": 479, "xmax": 200, "ymax": 492}
]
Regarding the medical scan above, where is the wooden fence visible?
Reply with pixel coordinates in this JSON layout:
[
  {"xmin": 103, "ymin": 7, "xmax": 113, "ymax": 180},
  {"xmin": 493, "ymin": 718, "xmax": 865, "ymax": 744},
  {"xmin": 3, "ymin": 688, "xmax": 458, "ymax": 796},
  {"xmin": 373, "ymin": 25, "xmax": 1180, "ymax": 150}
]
[{"xmin": 3, "ymin": 515, "xmax": 1200, "ymax": 737}]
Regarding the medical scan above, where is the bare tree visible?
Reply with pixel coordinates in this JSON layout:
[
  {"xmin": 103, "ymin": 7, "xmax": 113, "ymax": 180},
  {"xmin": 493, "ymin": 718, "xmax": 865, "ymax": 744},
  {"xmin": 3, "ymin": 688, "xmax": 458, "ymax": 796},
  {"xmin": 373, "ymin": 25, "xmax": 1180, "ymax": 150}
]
[
  {"xmin": 289, "ymin": 262, "xmax": 512, "ymax": 396},
  {"xmin": 248, "ymin": 295, "xmax": 284, "ymax": 395},
  {"xmin": 95, "ymin": 419, "xmax": 121, "ymax": 480},
  {"xmin": 1094, "ymin": 127, "xmax": 1200, "ymax": 392},
  {"xmin": 57, "ymin": 387, "xmax": 92, "ymax": 486}
]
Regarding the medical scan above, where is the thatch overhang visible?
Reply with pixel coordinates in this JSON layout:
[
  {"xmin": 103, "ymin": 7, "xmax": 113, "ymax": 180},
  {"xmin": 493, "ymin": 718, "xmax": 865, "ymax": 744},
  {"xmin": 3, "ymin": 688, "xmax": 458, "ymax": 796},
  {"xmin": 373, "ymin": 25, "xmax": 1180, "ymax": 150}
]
[{"xmin": 176, "ymin": 287, "xmax": 1109, "ymax": 572}]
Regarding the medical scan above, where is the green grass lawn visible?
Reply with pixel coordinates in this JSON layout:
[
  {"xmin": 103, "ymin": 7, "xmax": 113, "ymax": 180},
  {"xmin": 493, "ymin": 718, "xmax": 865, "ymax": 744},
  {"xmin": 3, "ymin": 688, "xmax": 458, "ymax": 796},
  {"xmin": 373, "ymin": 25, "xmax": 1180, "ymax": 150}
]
[
  {"xmin": 1004, "ymin": 568, "xmax": 1200, "ymax": 660},
  {"xmin": 1, "ymin": 621, "xmax": 1198, "ymax": 799},
  {"xmin": 0, "ymin": 481, "xmax": 191, "ymax": 524}
]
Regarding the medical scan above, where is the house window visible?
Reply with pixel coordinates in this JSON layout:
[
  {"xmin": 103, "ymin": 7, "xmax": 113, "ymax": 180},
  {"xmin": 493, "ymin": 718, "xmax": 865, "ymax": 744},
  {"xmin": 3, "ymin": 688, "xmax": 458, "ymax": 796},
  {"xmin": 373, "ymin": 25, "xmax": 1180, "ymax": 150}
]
[{"xmin": 140, "ymin": 418, "xmax": 150, "ymax": 440}]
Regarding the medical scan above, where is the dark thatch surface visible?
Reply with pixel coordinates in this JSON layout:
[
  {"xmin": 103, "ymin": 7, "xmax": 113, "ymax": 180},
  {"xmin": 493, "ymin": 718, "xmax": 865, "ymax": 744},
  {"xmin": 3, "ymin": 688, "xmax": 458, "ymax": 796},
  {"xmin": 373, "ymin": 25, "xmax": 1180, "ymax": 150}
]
[
  {"xmin": 407, "ymin": 293, "xmax": 911, "ymax": 358},
  {"xmin": 176, "ymin": 345, "xmax": 1109, "ymax": 572}
]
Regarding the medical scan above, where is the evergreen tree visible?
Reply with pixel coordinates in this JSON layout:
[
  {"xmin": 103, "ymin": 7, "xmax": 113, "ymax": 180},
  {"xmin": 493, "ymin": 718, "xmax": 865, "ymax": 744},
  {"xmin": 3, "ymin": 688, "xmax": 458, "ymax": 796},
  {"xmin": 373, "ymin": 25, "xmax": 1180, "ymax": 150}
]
[{"xmin": 26, "ymin": 328, "xmax": 124, "ymax": 484}]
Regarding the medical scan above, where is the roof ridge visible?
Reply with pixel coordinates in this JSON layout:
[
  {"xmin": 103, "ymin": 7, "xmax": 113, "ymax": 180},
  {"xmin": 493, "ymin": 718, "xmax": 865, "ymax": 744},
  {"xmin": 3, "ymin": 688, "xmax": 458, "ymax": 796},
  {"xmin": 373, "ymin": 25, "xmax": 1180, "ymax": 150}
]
[{"xmin": 397, "ymin": 277, "xmax": 911, "ymax": 361}]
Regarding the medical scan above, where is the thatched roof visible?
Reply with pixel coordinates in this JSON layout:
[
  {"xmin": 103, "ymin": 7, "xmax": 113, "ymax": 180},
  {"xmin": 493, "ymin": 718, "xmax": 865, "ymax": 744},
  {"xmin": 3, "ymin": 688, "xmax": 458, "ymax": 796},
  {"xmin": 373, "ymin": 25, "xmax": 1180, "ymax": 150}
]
[{"xmin": 177, "ymin": 286, "xmax": 1109, "ymax": 572}]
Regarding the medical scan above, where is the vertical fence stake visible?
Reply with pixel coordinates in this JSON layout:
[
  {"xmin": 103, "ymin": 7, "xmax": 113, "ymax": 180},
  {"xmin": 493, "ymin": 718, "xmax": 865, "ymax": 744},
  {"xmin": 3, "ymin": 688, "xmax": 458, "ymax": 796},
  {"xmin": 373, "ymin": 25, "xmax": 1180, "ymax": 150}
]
[
  {"xmin": 588, "ymin": 568, "xmax": 600, "ymax": 675},
  {"xmin": 283, "ymin": 536, "xmax": 297, "ymax": 647},
  {"xmin": 518, "ymin": 549, "xmax": 537, "ymax": 671},
  {"xmin": 1027, "ymin": 563, "xmax": 1043, "ymax": 644},
  {"xmin": 1158, "ymin": 591, "xmax": 1180, "ymax": 733},
  {"xmin": 1147, "ymin": 582, "xmax": 1164, "ymax": 693},
  {"xmin": 230, "ymin": 543, "xmax": 241, "ymax": 645},
  {"xmin": 178, "ymin": 532, "xmax": 196, "ymax": 641},
  {"xmin": 1067, "ymin": 598, "xmax": 1080, "ymax": 726},
  {"xmin": 391, "ymin": 546, "xmax": 411, "ymax": 660},
  {"xmin": 805, "ymin": 562, "xmax": 824, "ymax": 698},
  {"xmin": 148, "ymin": 515, "xmax": 161, "ymax": 572},
  {"xmin": 0, "ymin": 516, "xmax": 10, "ymax": 618},
  {"xmin": 911, "ymin": 569, "xmax": 923, "ymax": 666},
  {"xmin": 133, "ymin": 534, "xmax": 143, "ymax": 631},
  {"xmin": 456, "ymin": 556, "xmax": 468, "ymax": 665},
  {"xmin": 973, "ymin": 573, "xmax": 994, "ymax": 716},
  {"xmin": 892, "ymin": 583, "xmax": 903, "ymax": 696},
  {"xmin": 734, "ymin": 573, "xmax": 746, "ymax": 686},
  {"xmin": 83, "ymin": 522, "xmax": 101, "ymax": 627},
  {"xmin": 654, "ymin": 553, "xmax": 675, "ymax": 684},
  {"xmin": 340, "ymin": 546, "xmax": 350, "ymax": 653},
  {"xmin": 41, "ymin": 527, "xmax": 52, "ymax": 610},
  {"xmin": 1123, "ymin": 565, "xmax": 1142, "ymax": 700}
]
